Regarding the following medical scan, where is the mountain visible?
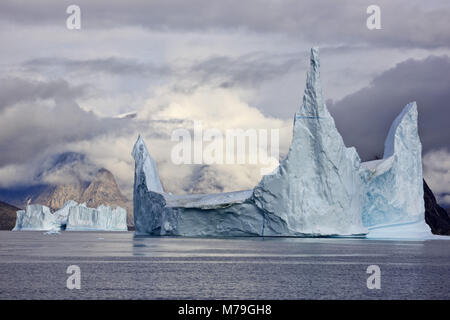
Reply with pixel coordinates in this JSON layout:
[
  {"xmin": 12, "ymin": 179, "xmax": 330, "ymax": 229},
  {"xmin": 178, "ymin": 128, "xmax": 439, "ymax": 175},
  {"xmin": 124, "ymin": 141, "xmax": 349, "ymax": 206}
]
[
  {"xmin": 33, "ymin": 181, "xmax": 87, "ymax": 210},
  {"xmin": 13, "ymin": 201, "xmax": 127, "ymax": 232},
  {"xmin": 80, "ymin": 168, "xmax": 132, "ymax": 224},
  {"xmin": 424, "ymin": 179, "xmax": 450, "ymax": 235},
  {"xmin": 0, "ymin": 201, "xmax": 20, "ymax": 230},
  {"xmin": 7, "ymin": 151, "xmax": 93, "ymax": 209},
  {"xmin": 0, "ymin": 166, "xmax": 133, "ymax": 226},
  {"xmin": 35, "ymin": 168, "xmax": 133, "ymax": 226}
]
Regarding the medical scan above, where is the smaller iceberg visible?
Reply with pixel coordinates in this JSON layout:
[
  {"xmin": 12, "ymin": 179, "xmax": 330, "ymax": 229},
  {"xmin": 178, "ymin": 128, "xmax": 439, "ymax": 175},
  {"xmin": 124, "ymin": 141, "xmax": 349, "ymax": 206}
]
[
  {"xmin": 52, "ymin": 200, "xmax": 79, "ymax": 229},
  {"xmin": 66, "ymin": 203, "xmax": 127, "ymax": 231},
  {"xmin": 13, "ymin": 201, "xmax": 127, "ymax": 231},
  {"xmin": 13, "ymin": 205, "xmax": 55, "ymax": 231},
  {"xmin": 360, "ymin": 102, "xmax": 435, "ymax": 240}
]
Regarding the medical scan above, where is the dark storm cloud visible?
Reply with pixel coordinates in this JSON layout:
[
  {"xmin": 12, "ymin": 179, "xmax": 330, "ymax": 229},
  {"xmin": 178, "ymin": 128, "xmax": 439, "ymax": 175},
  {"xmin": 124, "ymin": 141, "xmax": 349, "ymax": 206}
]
[
  {"xmin": 0, "ymin": 75, "xmax": 188, "ymax": 188},
  {"xmin": 24, "ymin": 52, "xmax": 303, "ymax": 89},
  {"xmin": 24, "ymin": 57, "xmax": 171, "ymax": 77},
  {"xmin": 190, "ymin": 52, "xmax": 303, "ymax": 88},
  {"xmin": 0, "ymin": 77, "xmax": 116, "ymax": 166},
  {"xmin": 329, "ymin": 55, "xmax": 450, "ymax": 161},
  {"xmin": 1, "ymin": 0, "xmax": 449, "ymax": 198},
  {"xmin": 1, "ymin": 0, "xmax": 449, "ymax": 49},
  {"xmin": 0, "ymin": 77, "xmax": 86, "ymax": 111}
]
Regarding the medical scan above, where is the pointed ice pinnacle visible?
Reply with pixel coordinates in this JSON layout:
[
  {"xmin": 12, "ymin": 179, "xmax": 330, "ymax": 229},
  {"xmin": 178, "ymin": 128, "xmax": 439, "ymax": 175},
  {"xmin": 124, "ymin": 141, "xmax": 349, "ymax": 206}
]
[
  {"xmin": 296, "ymin": 47, "xmax": 326, "ymax": 119},
  {"xmin": 361, "ymin": 102, "xmax": 425, "ymax": 227},
  {"xmin": 132, "ymin": 135, "xmax": 168, "ymax": 234},
  {"xmin": 252, "ymin": 47, "xmax": 367, "ymax": 236},
  {"xmin": 132, "ymin": 135, "xmax": 164, "ymax": 193}
]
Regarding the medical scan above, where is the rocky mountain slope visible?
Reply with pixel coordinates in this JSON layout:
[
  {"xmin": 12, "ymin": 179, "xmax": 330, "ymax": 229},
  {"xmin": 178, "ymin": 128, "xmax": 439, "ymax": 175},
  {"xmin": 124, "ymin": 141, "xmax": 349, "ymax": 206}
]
[
  {"xmin": 37, "ymin": 169, "xmax": 133, "ymax": 226},
  {"xmin": 80, "ymin": 168, "xmax": 132, "ymax": 224},
  {"xmin": 424, "ymin": 179, "xmax": 450, "ymax": 235},
  {"xmin": 0, "ymin": 201, "xmax": 20, "ymax": 230},
  {"xmin": 33, "ymin": 181, "xmax": 87, "ymax": 210}
]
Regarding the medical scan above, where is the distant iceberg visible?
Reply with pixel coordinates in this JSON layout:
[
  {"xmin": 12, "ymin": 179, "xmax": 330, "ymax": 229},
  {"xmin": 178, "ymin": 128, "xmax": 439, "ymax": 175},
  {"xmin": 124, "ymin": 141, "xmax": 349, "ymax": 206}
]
[
  {"xmin": 13, "ymin": 205, "xmax": 55, "ymax": 231},
  {"xmin": 132, "ymin": 47, "xmax": 440, "ymax": 239},
  {"xmin": 66, "ymin": 203, "xmax": 127, "ymax": 231},
  {"xmin": 13, "ymin": 201, "xmax": 127, "ymax": 232}
]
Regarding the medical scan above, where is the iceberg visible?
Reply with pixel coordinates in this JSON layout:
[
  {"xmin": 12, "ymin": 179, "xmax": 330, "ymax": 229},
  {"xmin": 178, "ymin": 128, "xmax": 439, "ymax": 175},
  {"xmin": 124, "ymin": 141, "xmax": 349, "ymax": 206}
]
[
  {"xmin": 132, "ymin": 135, "xmax": 164, "ymax": 193},
  {"xmin": 52, "ymin": 199, "xmax": 79, "ymax": 229},
  {"xmin": 132, "ymin": 47, "xmax": 440, "ymax": 239},
  {"xmin": 13, "ymin": 201, "xmax": 127, "ymax": 231},
  {"xmin": 366, "ymin": 220, "xmax": 443, "ymax": 240},
  {"xmin": 132, "ymin": 48, "xmax": 367, "ymax": 237},
  {"xmin": 66, "ymin": 203, "xmax": 127, "ymax": 231},
  {"xmin": 13, "ymin": 205, "xmax": 56, "ymax": 231},
  {"xmin": 133, "ymin": 138, "xmax": 265, "ymax": 236},
  {"xmin": 252, "ymin": 48, "xmax": 366, "ymax": 236}
]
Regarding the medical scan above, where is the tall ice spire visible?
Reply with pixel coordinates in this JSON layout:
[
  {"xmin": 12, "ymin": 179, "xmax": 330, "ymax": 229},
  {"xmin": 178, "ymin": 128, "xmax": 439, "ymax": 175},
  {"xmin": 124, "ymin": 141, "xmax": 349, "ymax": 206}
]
[
  {"xmin": 296, "ymin": 47, "xmax": 327, "ymax": 119},
  {"xmin": 132, "ymin": 135, "xmax": 164, "ymax": 193}
]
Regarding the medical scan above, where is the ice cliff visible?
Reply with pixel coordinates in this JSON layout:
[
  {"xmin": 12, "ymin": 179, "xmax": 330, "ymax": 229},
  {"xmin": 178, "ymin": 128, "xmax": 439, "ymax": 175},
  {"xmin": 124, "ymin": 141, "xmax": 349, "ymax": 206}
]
[
  {"xmin": 361, "ymin": 102, "xmax": 424, "ymax": 227},
  {"xmin": 13, "ymin": 205, "xmax": 55, "ymax": 231},
  {"xmin": 359, "ymin": 103, "xmax": 436, "ymax": 239},
  {"xmin": 132, "ymin": 47, "xmax": 431, "ymax": 238},
  {"xmin": 65, "ymin": 203, "xmax": 127, "ymax": 231},
  {"xmin": 13, "ymin": 201, "xmax": 127, "ymax": 231}
]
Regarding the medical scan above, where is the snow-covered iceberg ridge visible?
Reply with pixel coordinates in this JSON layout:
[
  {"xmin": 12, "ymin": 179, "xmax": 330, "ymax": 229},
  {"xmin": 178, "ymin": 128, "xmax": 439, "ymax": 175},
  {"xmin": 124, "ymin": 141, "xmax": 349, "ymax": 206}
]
[
  {"xmin": 133, "ymin": 47, "xmax": 432, "ymax": 238},
  {"xmin": 13, "ymin": 201, "xmax": 127, "ymax": 231}
]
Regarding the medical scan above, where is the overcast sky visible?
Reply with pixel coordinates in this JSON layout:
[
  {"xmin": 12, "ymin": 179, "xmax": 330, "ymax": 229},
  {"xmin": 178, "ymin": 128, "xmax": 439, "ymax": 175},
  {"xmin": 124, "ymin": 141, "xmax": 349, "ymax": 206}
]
[{"xmin": 0, "ymin": 0, "xmax": 449, "ymax": 205}]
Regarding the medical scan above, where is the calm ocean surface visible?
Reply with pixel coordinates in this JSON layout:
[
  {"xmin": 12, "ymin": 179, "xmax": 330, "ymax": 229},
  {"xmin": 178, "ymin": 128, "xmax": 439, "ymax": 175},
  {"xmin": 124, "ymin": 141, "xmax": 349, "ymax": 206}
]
[{"xmin": 0, "ymin": 231, "xmax": 449, "ymax": 299}]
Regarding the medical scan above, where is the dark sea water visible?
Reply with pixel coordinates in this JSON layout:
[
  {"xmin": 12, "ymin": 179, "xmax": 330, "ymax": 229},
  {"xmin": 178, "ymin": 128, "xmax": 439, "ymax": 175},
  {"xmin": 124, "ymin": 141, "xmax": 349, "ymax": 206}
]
[{"xmin": 0, "ymin": 231, "xmax": 449, "ymax": 299}]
